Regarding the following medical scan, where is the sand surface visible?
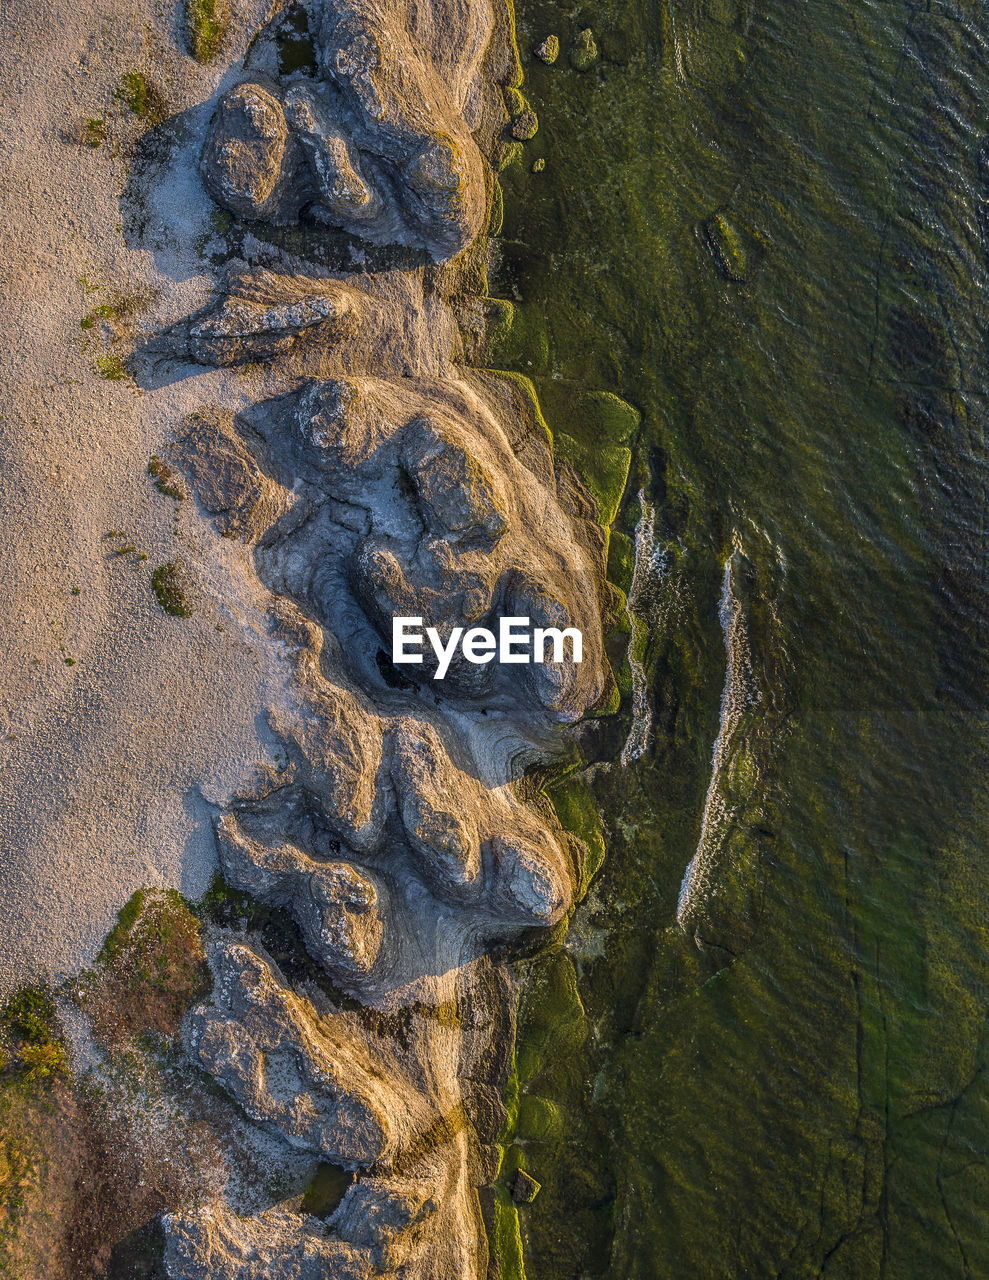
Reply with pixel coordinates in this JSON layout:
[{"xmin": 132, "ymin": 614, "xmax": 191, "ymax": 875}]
[{"xmin": 0, "ymin": 0, "xmax": 289, "ymax": 995}]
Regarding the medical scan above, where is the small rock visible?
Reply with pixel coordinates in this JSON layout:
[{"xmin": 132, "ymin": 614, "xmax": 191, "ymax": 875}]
[
  {"xmin": 532, "ymin": 158, "xmax": 545, "ymax": 173},
  {"xmin": 511, "ymin": 1170, "xmax": 541, "ymax": 1205},
  {"xmin": 511, "ymin": 110, "xmax": 539, "ymax": 141},
  {"xmin": 570, "ymin": 28, "xmax": 599, "ymax": 72},
  {"xmin": 534, "ymin": 35, "xmax": 559, "ymax": 64}
]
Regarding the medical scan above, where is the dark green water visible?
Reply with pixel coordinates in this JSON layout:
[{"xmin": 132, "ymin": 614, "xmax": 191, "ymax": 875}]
[{"xmin": 492, "ymin": 0, "xmax": 989, "ymax": 1275}]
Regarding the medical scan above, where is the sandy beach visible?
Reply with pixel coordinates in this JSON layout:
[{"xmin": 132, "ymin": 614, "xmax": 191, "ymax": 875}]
[{"xmin": 0, "ymin": 0, "xmax": 290, "ymax": 996}]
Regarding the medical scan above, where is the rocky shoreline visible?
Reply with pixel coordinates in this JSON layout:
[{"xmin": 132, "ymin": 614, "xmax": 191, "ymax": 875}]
[{"xmin": 142, "ymin": 2, "xmax": 615, "ymax": 1274}]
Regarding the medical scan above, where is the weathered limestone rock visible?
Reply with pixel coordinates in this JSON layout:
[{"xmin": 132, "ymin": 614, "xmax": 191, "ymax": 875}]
[
  {"xmin": 502, "ymin": 572, "xmax": 601, "ymax": 723},
  {"xmin": 283, "ymin": 82, "xmax": 384, "ymax": 225},
  {"xmin": 174, "ymin": 407, "xmax": 279, "ymax": 540},
  {"xmin": 389, "ymin": 718, "xmax": 482, "ymax": 894},
  {"xmin": 272, "ymin": 370, "xmax": 610, "ymax": 722},
  {"xmin": 157, "ymin": 3, "xmax": 615, "ymax": 1277},
  {"xmin": 274, "ymin": 676, "xmax": 384, "ymax": 841},
  {"xmin": 196, "ymin": 0, "xmax": 496, "ymax": 258},
  {"xmin": 164, "ymin": 1201, "xmax": 373, "ymax": 1280},
  {"xmin": 216, "ymin": 814, "xmax": 386, "ymax": 979},
  {"xmin": 187, "ymin": 265, "xmax": 361, "ymax": 367},
  {"xmin": 201, "ymin": 81, "xmax": 300, "ymax": 224},
  {"xmin": 318, "ymin": 0, "xmax": 494, "ymax": 257},
  {"xmin": 402, "ymin": 420, "xmax": 508, "ymax": 551},
  {"xmin": 491, "ymin": 830, "xmax": 569, "ymax": 925},
  {"xmin": 329, "ymin": 1172, "xmax": 441, "ymax": 1271},
  {"xmin": 188, "ymin": 943, "xmax": 410, "ymax": 1166}
]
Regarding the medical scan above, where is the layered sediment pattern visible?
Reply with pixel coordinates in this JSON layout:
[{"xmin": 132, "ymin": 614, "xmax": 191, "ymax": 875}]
[{"xmin": 157, "ymin": 2, "xmax": 613, "ymax": 1274}]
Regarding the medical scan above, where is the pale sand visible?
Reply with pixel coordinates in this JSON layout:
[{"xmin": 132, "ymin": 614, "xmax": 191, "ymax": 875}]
[{"xmin": 0, "ymin": 0, "xmax": 291, "ymax": 995}]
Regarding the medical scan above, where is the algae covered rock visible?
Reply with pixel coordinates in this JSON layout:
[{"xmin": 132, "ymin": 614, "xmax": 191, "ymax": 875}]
[
  {"xmin": 703, "ymin": 211, "xmax": 754, "ymax": 283},
  {"xmin": 570, "ymin": 28, "xmax": 599, "ymax": 72},
  {"xmin": 511, "ymin": 1169, "xmax": 541, "ymax": 1204},
  {"xmin": 511, "ymin": 110, "xmax": 539, "ymax": 141},
  {"xmin": 534, "ymin": 35, "xmax": 559, "ymax": 65}
]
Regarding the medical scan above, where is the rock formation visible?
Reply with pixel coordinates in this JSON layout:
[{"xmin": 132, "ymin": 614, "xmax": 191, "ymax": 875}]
[{"xmin": 158, "ymin": 1, "xmax": 614, "ymax": 1275}]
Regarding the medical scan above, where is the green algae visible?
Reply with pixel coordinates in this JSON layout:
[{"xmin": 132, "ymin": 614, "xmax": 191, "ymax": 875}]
[
  {"xmin": 553, "ymin": 433, "xmax": 629, "ymax": 527},
  {"xmin": 489, "ymin": 0, "xmax": 989, "ymax": 1275},
  {"xmin": 702, "ymin": 210, "xmax": 754, "ymax": 283},
  {"xmin": 569, "ymin": 28, "xmax": 598, "ymax": 72},
  {"xmin": 546, "ymin": 774, "xmax": 606, "ymax": 896},
  {"xmin": 300, "ymin": 1164, "xmax": 351, "ymax": 1219},
  {"xmin": 488, "ymin": 301, "xmax": 549, "ymax": 372},
  {"xmin": 605, "ymin": 529, "xmax": 633, "ymax": 594},
  {"xmin": 489, "ymin": 182, "xmax": 505, "ymax": 236}
]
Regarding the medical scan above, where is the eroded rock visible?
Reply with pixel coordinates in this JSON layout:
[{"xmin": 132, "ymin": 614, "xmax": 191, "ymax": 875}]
[
  {"xmin": 188, "ymin": 943, "xmax": 407, "ymax": 1166},
  {"xmin": 187, "ymin": 265, "xmax": 361, "ymax": 367},
  {"xmin": 156, "ymin": 2, "xmax": 614, "ymax": 1277},
  {"xmin": 216, "ymin": 814, "xmax": 386, "ymax": 979},
  {"xmin": 173, "ymin": 406, "xmax": 279, "ymax": 540},
  {"xmin": 164, "ymin": 1201, "xmax": 372, "ymax": 1280},
  {"xmin": 534, "ymin": 35, "xmax": 559, "ymax": 64},
  {"xmin": 201, "ymin": 80, "xmax": 300, "ymax": 224}
]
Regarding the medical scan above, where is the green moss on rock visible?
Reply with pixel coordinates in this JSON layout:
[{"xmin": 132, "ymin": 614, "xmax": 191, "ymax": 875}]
[
  {"xmin": 487, "ymin": 300, "xmax": 550, "ymax": 373},
  {"xmin": 489, "ymin": 181, "xmax": 505, "ymax": 236},
  {"xmin": 570, "ymin": 28, "xmax": 599, "ymax": 72},
  {"xmin": 548, "ymin": 775, "xmax": 607, "ymax": 894},
  {"xmin": 554, "ymin": 432, "xmax": 631, "ymax": 527},
  {"xmin": 117, "ymin": 72, "xmax": 167, "ymax": 125},
  {"xmin": 607, "ymin": 529, "xmax": 635, "ymax": 593},
  {"xmin": 498, "ymin": 141, "xmax": 524, "ymax": 172},
  {"xmin": 534, "ymin": 35, "xmax": 559, "ymax": 65},
  {"xmin": 703, "ymin": 211, "xmax": 752, "ymax": 283}
]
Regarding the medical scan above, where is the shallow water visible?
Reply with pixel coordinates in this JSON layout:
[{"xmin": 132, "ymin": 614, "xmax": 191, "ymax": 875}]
[{"xmin": 495, "ymin": 0, "xmax": 989, "ymax": 1274}]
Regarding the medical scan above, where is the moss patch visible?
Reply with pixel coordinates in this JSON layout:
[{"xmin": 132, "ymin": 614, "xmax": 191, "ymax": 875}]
[
  {"xmin": 148, "ymin": 455, "xmax": 185, "ymax": 501},
  {"xmin": 186, "ymin": 0, "xmax": 230, "ymax": 62},
  {"xmin": 1, "ymin": 987, "xmax": 68, "ymax": 1085},
  {"xmin": 79, "ymin": 888, "xmax": 209, "ymax": 1048},
  {"xmin": 151, "ymin": 562, "xmax": 193, "ymax": 618},
  {"xmin": 555, "ymin": 433, "xmax": 630, "ymax": 527},
  {"xmin": 117, "ymin": 72, "xmax": 168, "ymax": 126},
  {"xmin": 547, "ymin": 775, "xmax": 606, "ymax": 895},
  {"xmin": 83, "ymin": 118, "xmax": 106, "ymax": 148},
  {"xmin": 93, "ymin": 352, "xmax": 129, "ymax": 381}
]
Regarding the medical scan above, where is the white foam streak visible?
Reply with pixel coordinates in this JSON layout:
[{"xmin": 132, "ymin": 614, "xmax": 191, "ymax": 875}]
[
  {"xmin": 676, "ymin": 544, "xmax": 753, "ymax": 927},
  {"xmin": 620, "ymin": 491, "xmax": 667, "ymax": 767}
]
